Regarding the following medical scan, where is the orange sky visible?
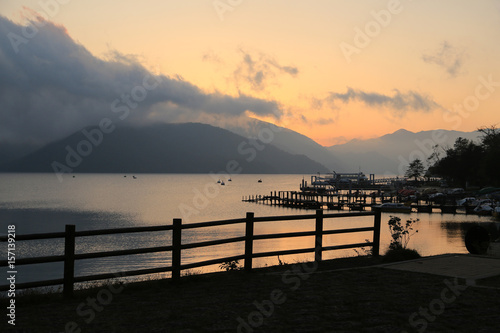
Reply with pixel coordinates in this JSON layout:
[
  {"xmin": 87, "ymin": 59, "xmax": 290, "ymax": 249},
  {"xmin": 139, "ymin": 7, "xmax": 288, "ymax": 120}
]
[{"xmin": 2, "ymin": 0, "xmax": 500, "ymax": 146}]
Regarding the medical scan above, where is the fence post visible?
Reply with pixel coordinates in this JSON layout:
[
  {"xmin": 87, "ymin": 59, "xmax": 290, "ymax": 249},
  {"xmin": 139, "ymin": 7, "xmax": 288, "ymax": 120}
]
[
  {"xmin": 315, "ymin": 209, "xmax": 323, "ymax": 263},
  {"xmin": 172, "ymin": 218, "xmax": 182, "ymax": 281},
  {"xmin": 244, "ymin": 212, "xmax": 254, "ymax": 272},
  {"xmin": 63, "ymin": 224, "xmax": 76, "ymax": 298},
  {"xmin": 372, "ymin": 208, "xmax": 381, "ymax": 256}
]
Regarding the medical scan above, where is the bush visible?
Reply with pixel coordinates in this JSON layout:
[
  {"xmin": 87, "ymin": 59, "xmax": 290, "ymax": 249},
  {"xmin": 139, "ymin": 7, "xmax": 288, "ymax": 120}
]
[
  {"xmin": 384, "ymin": 216, "xmax": 421, "ymax": 261},
  {"xmin": 388, "ymin": 216, "xmax": 419, "ymax": 250},
  {"xmin": 383, "ymin": 248, "xmax": 421, "ymax": 263},
  {"xmin": 219, "ymin": 260, "xmax": 241, "ymax": 271}
]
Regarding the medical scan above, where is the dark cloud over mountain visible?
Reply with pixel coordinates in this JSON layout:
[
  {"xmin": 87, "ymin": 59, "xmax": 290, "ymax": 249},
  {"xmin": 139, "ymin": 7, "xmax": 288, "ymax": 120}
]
[{"xmin": 0, "ymin": 16, "xmax": 282, "ymax": 145}]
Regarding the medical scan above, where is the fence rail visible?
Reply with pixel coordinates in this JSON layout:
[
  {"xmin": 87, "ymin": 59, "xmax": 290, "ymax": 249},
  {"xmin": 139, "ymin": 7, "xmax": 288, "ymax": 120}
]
[{"xmin": 1, "ymin": 209, "xmax": 381, "ymax": 297}]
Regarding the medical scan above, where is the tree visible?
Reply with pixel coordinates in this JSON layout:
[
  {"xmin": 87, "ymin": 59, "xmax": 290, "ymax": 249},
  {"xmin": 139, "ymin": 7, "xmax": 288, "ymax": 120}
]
[
  {"xmin": 478, "ymin": 126, "xmax": 500, "ymax": 186},
  {"xmin": 405, "ymin": 158, "xmax": 425, "ymax": 182},
  {"xmin": 428, "ymin": 125, "xmax": 500, "ymax": 187},
  {"xmin": 430, "ymin": 137, "xmax": 484, "ymax": 187}
]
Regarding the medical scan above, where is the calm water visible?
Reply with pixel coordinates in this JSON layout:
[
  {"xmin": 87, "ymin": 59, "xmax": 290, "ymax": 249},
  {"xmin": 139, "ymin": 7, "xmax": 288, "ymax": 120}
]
[{"xmin": 0, "ymin": 173, "xmax": 495, "ymax": 285}]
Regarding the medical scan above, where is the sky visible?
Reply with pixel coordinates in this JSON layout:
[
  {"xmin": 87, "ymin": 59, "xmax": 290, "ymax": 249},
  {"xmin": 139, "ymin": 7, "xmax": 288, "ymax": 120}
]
[{"xmin": 1, "ymin": 0, "xmax": 500, "ymax": 146}]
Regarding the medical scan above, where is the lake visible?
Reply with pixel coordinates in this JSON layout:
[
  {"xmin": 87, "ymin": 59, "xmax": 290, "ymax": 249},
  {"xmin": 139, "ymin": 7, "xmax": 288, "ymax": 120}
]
[{"xmin": 0, "ymin": 173, "xmax": 495, "ymax": 285}]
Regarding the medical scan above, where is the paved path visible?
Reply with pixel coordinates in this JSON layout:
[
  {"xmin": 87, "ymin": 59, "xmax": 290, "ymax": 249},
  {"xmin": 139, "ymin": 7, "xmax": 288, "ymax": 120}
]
[{"xmin": 382, "ymin": 253, "xmax": 500, "ymax": 285}]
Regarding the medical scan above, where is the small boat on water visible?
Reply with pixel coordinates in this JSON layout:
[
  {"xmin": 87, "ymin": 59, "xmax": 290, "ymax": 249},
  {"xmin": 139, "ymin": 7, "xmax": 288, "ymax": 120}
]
[
  {"xmin": 217, "ymin": 179, "xmax": 221, "ymax": 184},
  {"xmin": 258, "ymin": 179, "xmax": 262, "ymax": 183},
  {"xmin": 374, "ymin": 203, "xmax": 412, "ymax": 213},
  {"xmin": 221, "ymin": 181, "xmax": 225, "ymax": 185}
]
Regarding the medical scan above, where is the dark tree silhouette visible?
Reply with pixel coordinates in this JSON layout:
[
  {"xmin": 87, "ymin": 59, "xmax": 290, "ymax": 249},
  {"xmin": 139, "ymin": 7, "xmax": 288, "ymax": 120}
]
[
  {"xmin": 428, "ymin": 125, "xmax": 500, "ymax": 187},
  {"xmin": 405, "ymin": 158, "xmax": 425, "ymax": 182}
]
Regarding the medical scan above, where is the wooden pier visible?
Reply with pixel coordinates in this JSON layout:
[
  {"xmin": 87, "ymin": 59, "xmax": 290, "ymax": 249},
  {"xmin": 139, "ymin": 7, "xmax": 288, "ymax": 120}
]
[
  {"xmin": 242, "ymin": 190, "xmax": 477, "ymax": 214},
  {"xmin": 243, "ymin": 191, "xmax": 385, "ymax": 211}
]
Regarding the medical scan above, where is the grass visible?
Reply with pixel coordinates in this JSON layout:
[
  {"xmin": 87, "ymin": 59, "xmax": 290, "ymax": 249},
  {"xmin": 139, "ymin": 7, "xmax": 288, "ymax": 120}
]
[
  {"xmin": 1, "ymin": 252, "xmax": 412, "ymax": 303},
  {"xmin": 2, "ymin": 255, "xmax": 383, "ymax": 301}
]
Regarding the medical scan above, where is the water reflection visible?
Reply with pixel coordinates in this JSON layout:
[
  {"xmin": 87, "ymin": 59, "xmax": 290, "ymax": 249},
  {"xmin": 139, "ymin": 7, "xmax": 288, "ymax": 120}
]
[{"xmin": 442, "ymin": 220, "xmax": 500, "ymax": 242}]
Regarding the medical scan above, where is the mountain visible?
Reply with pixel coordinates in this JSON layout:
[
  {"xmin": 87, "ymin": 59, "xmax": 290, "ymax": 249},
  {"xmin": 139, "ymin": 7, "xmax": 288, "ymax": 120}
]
[
  {"xmin": 327, "ymin": 129, "xmax": 481, "ymax": 175},
  {"xmin": 0, "ymin": 141, "xmax": 41, "ymax": 165},
  {"xmin": 0, "ymin": 123, "xmax": 329, "ymax": 176},
  {"xmin": 221, "ymin": 118, "xmax": 346, "ymax": 171}
]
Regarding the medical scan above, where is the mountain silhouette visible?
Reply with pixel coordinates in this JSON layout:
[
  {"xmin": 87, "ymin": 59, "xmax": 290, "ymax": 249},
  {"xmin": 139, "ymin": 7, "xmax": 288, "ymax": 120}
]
[
  {"xmin": 222, "ymin": 118, "xmax": 346, "ymax": 171},
  {"xmin": 327, "ymin": 128, "xmax": 481, "ymax": 174},
  {"xmin": 1, "ymin": 123, "xmax": 329, "ymax": 175}
]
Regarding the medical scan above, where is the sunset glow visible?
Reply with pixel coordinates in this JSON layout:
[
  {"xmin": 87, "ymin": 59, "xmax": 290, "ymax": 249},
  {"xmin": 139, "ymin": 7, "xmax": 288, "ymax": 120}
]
[{"xmin": 1, "ymin": 0, "xmax": 499, "ymax": 146}]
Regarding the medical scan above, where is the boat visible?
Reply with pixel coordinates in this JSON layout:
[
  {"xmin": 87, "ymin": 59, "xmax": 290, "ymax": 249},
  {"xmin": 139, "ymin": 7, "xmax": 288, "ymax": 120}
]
[
  {"xmin": 258, "ymin": 179, "xmax": 262, "ymax": 183},
  {"xmin": 456, "ymin": 197, "xmax": 476, "ymax": 206},
  {"xmin": 474, "ymin": 203, "xmax": 494, "ymax": 216},
  {"xmin": 217, "ymin": 179, "xmax": 221, "ymax": 184},
  {"xmin": 374, "ymin": 203, "xmax": 412, "ymax": 213},
  {"xmin": 493, "ymin": 207, "xmax": 500, "ymax": 220},
  {"xmin": 221, "ymin": 181, "xmax": 225, "ymax": 186},
  {"xmin": 228, "ymin": 178, "xmax": 232, "ymax": 182}
]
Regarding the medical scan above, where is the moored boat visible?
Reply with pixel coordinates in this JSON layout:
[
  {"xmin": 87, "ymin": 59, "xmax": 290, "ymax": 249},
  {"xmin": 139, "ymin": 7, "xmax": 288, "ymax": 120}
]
[
  {"xmin": 373, "ymin": 202, "xmax": 412, "ymax": 213},
  {"xmin": 492, "ymin": 206, "xmax": 500, "ymax": 220}
]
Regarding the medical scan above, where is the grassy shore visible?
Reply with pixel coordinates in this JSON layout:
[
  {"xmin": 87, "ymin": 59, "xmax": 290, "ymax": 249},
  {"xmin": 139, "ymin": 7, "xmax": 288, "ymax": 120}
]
[{"xmin": 3, "ymin": 256, "xmax": 500, "ymax": 333}]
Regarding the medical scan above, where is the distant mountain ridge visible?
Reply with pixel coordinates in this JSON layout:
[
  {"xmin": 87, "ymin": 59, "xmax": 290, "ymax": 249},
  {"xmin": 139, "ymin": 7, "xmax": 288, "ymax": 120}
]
[
  {"xmin": 0, "ymin": 123, "xmax": 329, "ymax": 177},
  {"xmin": 221, "ymin": 118, "xmax": 346, "ymax": 171},
  {"xmin": 0, "ymin": 121, "xmax": 482, "ymax": 177},
  {"xmin": 327, "ymin": 128, "xmax": 481, "ymax": 175}
]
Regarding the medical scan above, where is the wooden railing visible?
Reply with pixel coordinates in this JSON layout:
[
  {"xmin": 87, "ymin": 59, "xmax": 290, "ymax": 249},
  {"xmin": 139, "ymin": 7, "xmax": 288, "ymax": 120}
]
[{"xmin": 0, "ymin": 209, "xmax": 381, "ymax": 297}]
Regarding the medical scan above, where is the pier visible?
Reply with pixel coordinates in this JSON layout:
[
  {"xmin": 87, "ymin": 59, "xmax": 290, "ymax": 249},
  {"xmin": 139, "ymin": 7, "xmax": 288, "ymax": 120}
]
[
  {"xmin": 242, "ymin": 190, "xmax": 477, "ymax": 214},
  {"xmin": 242, "ymin": 172, "xmax": 494, "ymax": 215}
]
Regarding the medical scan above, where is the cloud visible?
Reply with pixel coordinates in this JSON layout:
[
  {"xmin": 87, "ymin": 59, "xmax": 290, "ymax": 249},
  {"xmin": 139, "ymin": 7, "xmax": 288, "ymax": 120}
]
[
  {"xmin": 0, "ymin": 15, "xmax": 282, "ymax": 145},
  {"xmin": 201, "ymin": 49, "xmax": 223, "ymax": 64},
  {"xmin": 233, "ymin": 50, "xmax": 299, "ymax": 91},
  {"xmin": 422, "ymin": 41, "xmax": 467, "ymax": 77},
  {"xmin": 324, "ymin": 87, "xmax": 441, "ymax": 115}
]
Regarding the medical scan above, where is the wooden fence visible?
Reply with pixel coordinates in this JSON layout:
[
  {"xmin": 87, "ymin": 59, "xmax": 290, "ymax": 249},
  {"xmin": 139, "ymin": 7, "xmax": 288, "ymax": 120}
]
[{"xmin": 0, "ymin": 209, "xmax": 381, "ymax": 297}]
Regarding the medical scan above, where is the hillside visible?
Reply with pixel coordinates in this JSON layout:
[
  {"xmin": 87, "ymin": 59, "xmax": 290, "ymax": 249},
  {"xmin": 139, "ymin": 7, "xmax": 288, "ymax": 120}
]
[
  {"xmin": 0, "ymin": 123, "xmax": 329, "ymax": 176},
  {"xmin": 222, "ymin": 118, "xmax": 345, "ymax": 171},
  {"xmin": 328, "ymin": 129, "xmax": 481, "ymax": 174}
]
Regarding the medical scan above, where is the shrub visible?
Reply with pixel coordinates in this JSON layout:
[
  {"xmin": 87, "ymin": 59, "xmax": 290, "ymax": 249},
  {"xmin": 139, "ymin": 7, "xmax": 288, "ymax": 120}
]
[
  {"xmin": 388, "ymin": 216, "xmax": 419, "ymax": 250},
  {"xmin": 383, "ymin": 248, "xmax": 421, "ymax": 263},
  {"xmin": 219, "ymin": 260, "xmax": 241, "ymax": 271},
  {"xmin": 385, "ymin": 216, "xmax": 421, "ymax": 261}
]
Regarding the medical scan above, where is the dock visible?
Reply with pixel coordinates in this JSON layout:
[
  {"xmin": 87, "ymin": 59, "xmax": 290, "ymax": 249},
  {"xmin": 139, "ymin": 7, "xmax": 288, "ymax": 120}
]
[
  {"xmin": 242, "ymin": 172, "xmax": 496, "ymax": 215},
  {"xmin": 242, "ymin": 190, "xmax": 482, "ymax": 214}
]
